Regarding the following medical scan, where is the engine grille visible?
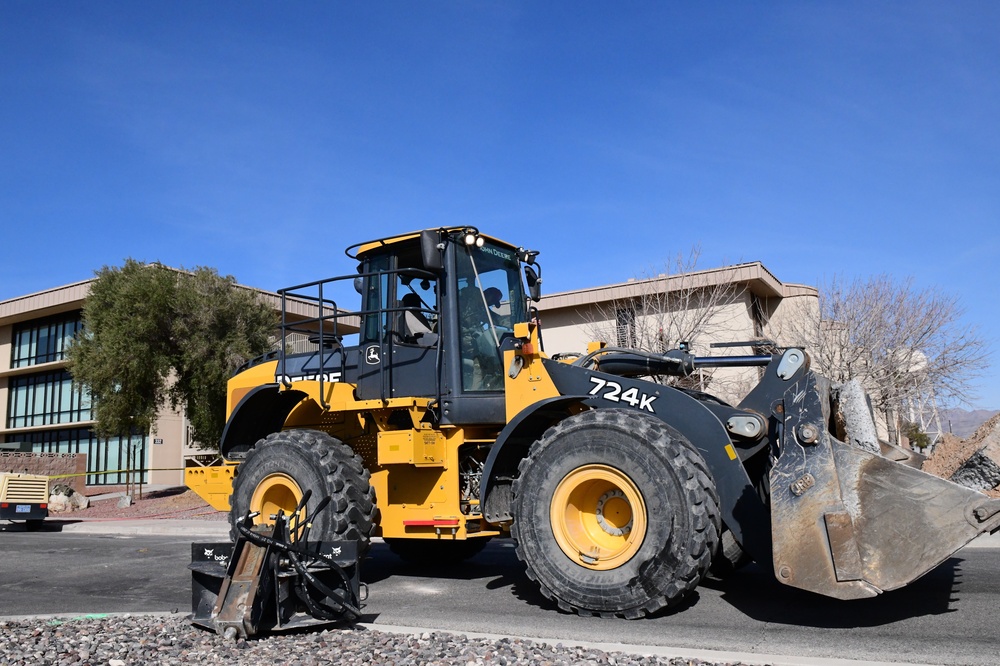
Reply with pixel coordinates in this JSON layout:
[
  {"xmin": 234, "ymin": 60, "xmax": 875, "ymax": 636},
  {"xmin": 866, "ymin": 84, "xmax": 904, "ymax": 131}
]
[{"xmin": 1, "ymin": 475, "xmax": 49, "ymax": 503}]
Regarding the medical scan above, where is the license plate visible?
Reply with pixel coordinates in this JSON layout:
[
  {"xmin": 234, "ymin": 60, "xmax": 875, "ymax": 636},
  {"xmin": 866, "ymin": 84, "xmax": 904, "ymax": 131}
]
[{"xmin": 15, "ymin": 505, "xmax": 30, "ymax": 513}]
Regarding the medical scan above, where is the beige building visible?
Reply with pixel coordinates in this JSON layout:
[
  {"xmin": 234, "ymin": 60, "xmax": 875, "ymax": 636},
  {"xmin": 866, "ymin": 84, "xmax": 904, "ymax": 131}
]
[
  {"xmin": 0, "ymin": 279, "xmax": 322, "ymax": 487},
  {"xmin": 537, "ymin": 262, "xmax": 819, "ymax": 403},
  {"xmin": 1, "ymin": 261, "xmax": 817, "ymax": 487}
]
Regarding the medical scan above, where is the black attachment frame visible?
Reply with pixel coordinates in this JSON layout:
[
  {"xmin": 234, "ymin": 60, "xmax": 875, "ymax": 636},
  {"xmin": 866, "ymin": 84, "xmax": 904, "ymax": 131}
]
[{"xmin": 190, "ymin": 490, "xmax": 363, "ymax": 639}]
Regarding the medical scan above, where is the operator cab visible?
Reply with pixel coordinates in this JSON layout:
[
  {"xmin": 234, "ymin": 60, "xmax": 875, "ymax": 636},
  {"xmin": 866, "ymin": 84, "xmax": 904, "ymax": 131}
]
[{"xmin": 352, "ymin": 228, "xmax": 535, "ymax": 425}]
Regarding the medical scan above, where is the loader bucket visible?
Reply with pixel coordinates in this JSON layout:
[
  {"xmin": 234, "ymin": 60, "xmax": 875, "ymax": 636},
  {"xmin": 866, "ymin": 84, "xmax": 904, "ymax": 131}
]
[{"xmin": 769, "ymin": 373, "xmax": 1000, "ymax": 600}]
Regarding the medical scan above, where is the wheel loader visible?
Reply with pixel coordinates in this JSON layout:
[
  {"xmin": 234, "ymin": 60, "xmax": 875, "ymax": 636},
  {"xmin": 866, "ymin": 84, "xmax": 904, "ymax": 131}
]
[{"xmin": 186, "ymin": 226, "xmax": 1000, "ymax": 618}]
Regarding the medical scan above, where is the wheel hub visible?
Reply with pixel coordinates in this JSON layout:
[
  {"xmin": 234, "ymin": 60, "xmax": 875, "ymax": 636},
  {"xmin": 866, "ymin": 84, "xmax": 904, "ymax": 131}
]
[
  {"xmin": 595, "ymin": 489, "xmax": 633, "ymax": 537},
  {"xmin": 249, "ymin": 473, "xmax": 306, "ymax": 535},
  {"xmin": 550, "ymin": 464, "xmax": 647, "ymax": 571}
]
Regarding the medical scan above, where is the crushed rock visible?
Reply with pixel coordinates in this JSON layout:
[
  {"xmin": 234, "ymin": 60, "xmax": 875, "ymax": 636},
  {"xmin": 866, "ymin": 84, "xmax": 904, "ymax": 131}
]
[
  {"xmin": 73, "ymin": 487, "xmax": 227, "ymax": 521},
  {"xmin": 0, "ymin": 615, "xmax": 756, "ymax": 666}
]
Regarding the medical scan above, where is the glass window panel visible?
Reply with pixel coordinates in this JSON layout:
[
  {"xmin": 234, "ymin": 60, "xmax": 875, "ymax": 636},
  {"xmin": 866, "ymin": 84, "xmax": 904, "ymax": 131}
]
[
  {"xmin": 58, "ymin": 377, "xmax": 72, "ymax": 422},
  {"xmin": 14, "ymin": 331, "xmax": 31, "ymax": 368},
  {"xmin": 36, "ymin": 327, "xmax": 51, "ymax": 363},
  {"xmin": 80, "ymin": 385, "xmax": 93, "ymax": 412},
  {"xmin": 11, "ymin": 385, "xmax": 27, "ymax": 428},
  {"xmin": 11, "ymin": 312, "xmax": 83, "ymax": 367}
]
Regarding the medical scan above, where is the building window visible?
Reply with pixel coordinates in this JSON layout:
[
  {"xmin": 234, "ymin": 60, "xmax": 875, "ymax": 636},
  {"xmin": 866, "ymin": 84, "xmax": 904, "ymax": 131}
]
[
  {"xmin": 616, "ymin": 307, "xmax": 636, "ymax": 348},
  {"xmin": 6, "ymin": 428, "xmax": 147, "ymax": 486},
  {"xmin": 11, "ymin": 312, "xmax": 82, "ymax": 368},
  {"xmin": 7, "ymin": 370, "xmax": 92, "ymax": 429}
]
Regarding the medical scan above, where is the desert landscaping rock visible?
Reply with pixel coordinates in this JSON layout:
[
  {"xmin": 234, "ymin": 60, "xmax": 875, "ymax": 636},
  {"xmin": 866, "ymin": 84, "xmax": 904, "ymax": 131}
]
[
  {"xmin": 0, "ymin": 615, "xmax": 749, "ymax": 666},
  {"xmin": 47, "ymin": 485, "xmax": 89, "ymax": 513}
]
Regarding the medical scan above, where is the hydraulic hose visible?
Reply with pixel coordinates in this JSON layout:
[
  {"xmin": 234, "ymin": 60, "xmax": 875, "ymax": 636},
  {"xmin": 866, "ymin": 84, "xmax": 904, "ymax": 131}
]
[{"xmin": 235, "ymin": 493, "xmax": 361, "ymax": 622}]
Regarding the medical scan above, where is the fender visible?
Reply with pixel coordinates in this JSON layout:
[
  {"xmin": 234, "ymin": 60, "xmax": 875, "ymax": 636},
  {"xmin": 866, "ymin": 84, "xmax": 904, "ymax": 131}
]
[
  {"xmin": 219, "ymin": 384, "xmax": 308, "ymax": 460},
  {"xmin": 487, "ymin": 359, "xmax": 772, "ymax": 565},
  {"xmin": 481, "ymin": 395, "xmax": 588, "ymax": 524}
]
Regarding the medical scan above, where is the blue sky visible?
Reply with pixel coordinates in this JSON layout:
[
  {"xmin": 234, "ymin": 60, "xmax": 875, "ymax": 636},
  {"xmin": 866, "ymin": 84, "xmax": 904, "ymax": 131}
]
[{"xmin": 2, "ymin": 3, "xmax": 998, "ymax": 408}]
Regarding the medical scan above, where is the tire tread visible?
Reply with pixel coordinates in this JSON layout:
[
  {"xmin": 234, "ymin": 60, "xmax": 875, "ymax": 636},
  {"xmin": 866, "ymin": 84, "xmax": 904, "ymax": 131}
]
[
  {"xmin": 511, "ymin": 409, "xmax": 720, "ymax": 618},
  {"xmin": 230, "ymin": 429, "xmax": 376, "ymax": 551}
]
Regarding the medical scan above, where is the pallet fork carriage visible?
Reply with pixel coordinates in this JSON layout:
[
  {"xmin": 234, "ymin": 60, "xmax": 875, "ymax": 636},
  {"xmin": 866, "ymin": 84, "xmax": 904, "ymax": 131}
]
[{"xmin": 187, "ymin": 227, "xmax": 1000, "ymax": 618}]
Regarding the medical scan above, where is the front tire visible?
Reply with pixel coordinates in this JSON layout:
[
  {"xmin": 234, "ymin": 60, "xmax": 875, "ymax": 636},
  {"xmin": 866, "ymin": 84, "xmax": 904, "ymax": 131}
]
[
  {"xmin": 230, "ymin": 429, "xmax": 376, "ymax": 551},
  {"xmin": 512, "ymin": 409, "xmax": 720, "ymax": 618}
]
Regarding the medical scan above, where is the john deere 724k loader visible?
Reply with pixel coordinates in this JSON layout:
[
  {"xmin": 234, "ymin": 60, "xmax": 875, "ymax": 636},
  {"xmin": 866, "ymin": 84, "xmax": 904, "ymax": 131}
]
[{"xmin": 187, "ymin": 227, "xmax": 1000, "ymax": 618}]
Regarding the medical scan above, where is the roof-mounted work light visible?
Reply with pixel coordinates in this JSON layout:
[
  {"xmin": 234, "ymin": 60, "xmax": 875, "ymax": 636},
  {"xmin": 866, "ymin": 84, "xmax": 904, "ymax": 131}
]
[{"xmin": 462, "ymin": 228, "xmax": 485, "ymax": 247}]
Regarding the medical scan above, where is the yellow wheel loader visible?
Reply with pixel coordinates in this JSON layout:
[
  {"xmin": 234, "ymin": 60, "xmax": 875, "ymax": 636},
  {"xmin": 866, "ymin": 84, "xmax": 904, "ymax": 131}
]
[{"xmin": 187, "ymin": 227, "xmax": 1000, "ymax": 618}]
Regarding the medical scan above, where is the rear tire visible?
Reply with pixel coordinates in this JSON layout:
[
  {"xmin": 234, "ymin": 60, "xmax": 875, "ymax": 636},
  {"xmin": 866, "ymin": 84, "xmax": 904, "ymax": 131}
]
[
  {"xmin": 709, "ymin": 526, "xmax": 752, "ymax": 578},
  {"xmin": 512, "ymin": 409, "xmax": 720, "ymax": 618},
  {"xmin": 230, "ymin": 429, "xmax": 376, "ymax": 551},
  {"xmin": 385, "ymin": 538, "xmax": 491, "ymax": 565}
]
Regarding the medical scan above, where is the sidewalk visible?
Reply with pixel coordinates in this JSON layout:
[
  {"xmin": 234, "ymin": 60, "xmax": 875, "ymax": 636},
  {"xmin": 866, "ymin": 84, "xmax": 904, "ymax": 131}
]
[{"xmin": 52, "ymin": 517, "xmax": 229, "ymax": 538}]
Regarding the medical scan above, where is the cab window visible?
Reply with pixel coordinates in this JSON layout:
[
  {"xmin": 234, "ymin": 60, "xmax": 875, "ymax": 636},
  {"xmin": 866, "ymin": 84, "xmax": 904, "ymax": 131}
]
[{"xmin": 456, "ymin": 242, "xmax": 527, "ymax": 391}]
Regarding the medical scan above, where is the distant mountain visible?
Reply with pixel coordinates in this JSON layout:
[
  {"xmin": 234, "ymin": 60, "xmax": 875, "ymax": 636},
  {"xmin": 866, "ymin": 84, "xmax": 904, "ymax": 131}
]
[{"xmin": 938, "ymin": 408, "xmax": 1000, "ymax": 439}]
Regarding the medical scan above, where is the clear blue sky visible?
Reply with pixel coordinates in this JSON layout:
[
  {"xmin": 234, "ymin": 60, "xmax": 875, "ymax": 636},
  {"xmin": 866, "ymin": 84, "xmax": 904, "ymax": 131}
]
[{"xmin": 2, "ymin": 3, "xmax": 998, "ymax": 408}]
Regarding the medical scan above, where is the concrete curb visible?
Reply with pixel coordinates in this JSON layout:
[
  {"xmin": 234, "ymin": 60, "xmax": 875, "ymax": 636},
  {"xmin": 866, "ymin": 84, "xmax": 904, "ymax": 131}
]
[{"xmin": 961, "ymin": 531, "xmax": 1000, "ymax": 549}]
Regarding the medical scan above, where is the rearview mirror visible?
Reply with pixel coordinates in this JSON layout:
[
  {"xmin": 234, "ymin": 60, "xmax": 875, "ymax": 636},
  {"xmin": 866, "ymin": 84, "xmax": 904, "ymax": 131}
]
[
  {"xmin": 420, "ymin": 230, "xmax": 444, "ymax": 273},
  {"xmin": 524, "ymin": 265, "xmax": 542, "ymax": 302}
]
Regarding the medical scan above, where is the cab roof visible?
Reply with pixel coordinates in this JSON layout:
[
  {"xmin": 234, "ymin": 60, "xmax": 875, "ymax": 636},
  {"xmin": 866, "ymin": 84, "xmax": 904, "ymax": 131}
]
[{"xmin": 346, "ymin": 227, "xmax": 518, "ymax": 260}]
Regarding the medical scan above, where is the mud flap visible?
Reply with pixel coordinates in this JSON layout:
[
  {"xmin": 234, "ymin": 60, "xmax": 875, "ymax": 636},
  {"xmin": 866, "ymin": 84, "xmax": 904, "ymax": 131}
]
[{"xmin": 770, "ymin": 373, "xmax": 1000, "ymax": 600}]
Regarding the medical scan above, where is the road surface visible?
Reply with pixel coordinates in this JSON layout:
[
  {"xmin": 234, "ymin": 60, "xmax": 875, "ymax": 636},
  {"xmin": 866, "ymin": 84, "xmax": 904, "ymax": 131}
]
[{"xmin": 0, "ymin": 528, "xmax": 997, "ymax": 665}]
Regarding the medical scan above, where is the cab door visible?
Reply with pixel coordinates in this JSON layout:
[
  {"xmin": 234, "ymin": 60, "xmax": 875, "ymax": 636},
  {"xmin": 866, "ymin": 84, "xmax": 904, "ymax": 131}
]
[{"xmin": 356, "ymin": 248, "xmax": 440, "ymax": 401}]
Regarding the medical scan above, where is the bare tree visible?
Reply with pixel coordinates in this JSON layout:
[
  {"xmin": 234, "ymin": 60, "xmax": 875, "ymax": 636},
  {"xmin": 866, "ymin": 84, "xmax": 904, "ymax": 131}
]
[
  {"xmin": 584, "ymin": 248, "xmax": 759, "ymax": 401},
  {"xmin": 778, "ymin": 274, "xmax": 989, "ymax": 445}
]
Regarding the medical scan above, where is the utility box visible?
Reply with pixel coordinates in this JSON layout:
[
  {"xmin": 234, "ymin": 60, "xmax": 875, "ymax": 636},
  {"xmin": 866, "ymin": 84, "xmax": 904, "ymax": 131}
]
[{"xmin": 378, "ymin": 430, "xmax": 446, "ymax": 467}]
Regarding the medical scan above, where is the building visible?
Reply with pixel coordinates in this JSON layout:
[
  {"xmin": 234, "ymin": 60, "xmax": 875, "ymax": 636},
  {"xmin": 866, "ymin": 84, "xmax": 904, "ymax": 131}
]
[
  {"xmin": 536, "ymin": 262, "xmax": 819, "ymax": 404},
  {"xmin": 1, "ymin": 261, "xmax": 818, "ymax": 487},
  {"xmin": 0, "ymin": 278, "xmax": 324, "ymax": 487}
]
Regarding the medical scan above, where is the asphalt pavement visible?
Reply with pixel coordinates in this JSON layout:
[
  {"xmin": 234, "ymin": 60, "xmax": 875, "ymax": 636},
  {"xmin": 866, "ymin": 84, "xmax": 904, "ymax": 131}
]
[
  {"xmin": 4, "ymin": 516, "xmax": 998, "ymax": 666},
  {"xmin": 44, "ymin": 515, "xmax": 1000, "ymax": 547}
]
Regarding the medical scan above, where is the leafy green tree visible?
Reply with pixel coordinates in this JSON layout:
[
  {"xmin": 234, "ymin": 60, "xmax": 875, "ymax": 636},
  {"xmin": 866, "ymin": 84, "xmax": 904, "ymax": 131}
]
[
  {"xmin": 901, "ymin": 421, "xmax": 931, "ymax": 451},
  {"xmin": 68, "ymin": 260, "xmax": 277, "ymax": 449}
]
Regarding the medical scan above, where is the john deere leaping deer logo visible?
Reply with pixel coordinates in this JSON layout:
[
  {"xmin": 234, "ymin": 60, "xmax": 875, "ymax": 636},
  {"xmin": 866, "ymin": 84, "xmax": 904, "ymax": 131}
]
[{"xmin": 365, "ymin": 345, "xmax": 381, "ymax": 365}]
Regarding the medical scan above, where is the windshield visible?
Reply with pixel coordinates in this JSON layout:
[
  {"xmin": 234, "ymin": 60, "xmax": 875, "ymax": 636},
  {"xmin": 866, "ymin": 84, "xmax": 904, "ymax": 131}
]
[{"xmin": 456, "ymin": 240, "xmax": 528, "ymax": 391}]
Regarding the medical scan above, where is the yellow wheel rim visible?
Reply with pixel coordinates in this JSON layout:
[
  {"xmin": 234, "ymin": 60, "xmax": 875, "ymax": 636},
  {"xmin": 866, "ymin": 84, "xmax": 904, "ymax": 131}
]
[
  {"xmin": 250, "ymin": 473, "xmax": 306, "ymax": 534},
  {"xmin": 550, "ymin": 464, "xmax": 647, "ymax": 571}
]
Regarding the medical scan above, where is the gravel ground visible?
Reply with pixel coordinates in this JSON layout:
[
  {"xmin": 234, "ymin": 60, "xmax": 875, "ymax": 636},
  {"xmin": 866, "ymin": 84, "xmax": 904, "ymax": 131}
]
[
  {"xmin": 0, "ymin": 615, "xmax": 753, "ymax": 666},
  {"xmin": 64, "ymin": 486, "xmax": 227, "ymax": 521}
]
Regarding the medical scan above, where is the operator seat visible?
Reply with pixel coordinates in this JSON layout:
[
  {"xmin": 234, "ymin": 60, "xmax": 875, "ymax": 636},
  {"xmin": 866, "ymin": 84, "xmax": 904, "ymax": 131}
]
[{"xmin": 401, "ymin": 293, "xmax": 437, "ymax": 346}]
